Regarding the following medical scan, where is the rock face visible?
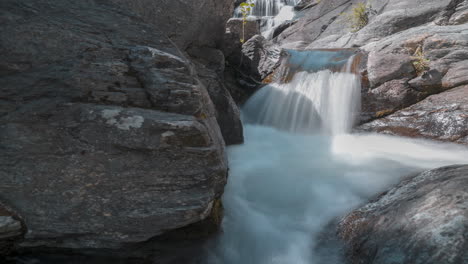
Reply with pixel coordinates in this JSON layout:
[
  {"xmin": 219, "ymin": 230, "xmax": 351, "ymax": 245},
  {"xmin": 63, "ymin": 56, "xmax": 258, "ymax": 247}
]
[
  {"xmin": 110, "ymin": 0, "xmax": 236, "ymax": 50},
  {"xmin": 338, "ymin": 165, "xmax": 468, "ymax": 264},
  {"xmin": 359, "ymin": 85, "xmax": 468, "ymax": 144},
  {"xmin": 367, "ymin": 52, "xmax": 415, "ymax": 88},
  {"xmin": 240, "ymin": 35, "xmax": 282, "ymax": 82},
  {"xmin": 0, "ymin": 0, "xmax": 232, "ymax": 253},
  {"xmin": 277, "ymin": 0, "xmax": 465, "ymax": 49},
  {"xmin": 360, "ymin": 79, "xmax": 422, "ymax": 123},
  {"xmin": 111, "ymin": 0, "xmax": 244, "ymax": 146}
]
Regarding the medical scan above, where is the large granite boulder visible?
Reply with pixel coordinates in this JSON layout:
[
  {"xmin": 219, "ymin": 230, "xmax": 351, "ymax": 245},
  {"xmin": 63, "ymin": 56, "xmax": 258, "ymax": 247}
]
[
  {"xmin": 359, "ymin": 85, "xmax": 468, "ymax": 145},
  {"xmin": 338, "ymin": 164, "xmax": 468, "ymax": 264},
  {"xmin": 0, "ymin": 0, "xmax": 228, "ymax": 254},
  {"xmin": 110, "ymin": 0, "xmax": 243, "ymax": 146}
]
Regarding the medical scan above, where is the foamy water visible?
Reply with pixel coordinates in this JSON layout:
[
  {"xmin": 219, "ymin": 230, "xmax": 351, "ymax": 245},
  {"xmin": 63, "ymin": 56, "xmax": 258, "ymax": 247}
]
[
  {"xmin": 205, "ymin": 51, "xmax": 468, "ymax": 263},
  {"xmin": 205, "ymin": 125, "xmax": 468, "ymax": 264},
  {"xmin": 243, "ymin": 70, "xmax": 361, "ymax": 134}
]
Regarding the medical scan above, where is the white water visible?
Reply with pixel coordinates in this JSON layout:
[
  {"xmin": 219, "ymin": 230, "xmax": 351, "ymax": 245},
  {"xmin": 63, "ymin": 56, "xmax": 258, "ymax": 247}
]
[
  {"xmin": 243, "ymin": 70, "xmax": 360, "ymax": 134},
  {"xmin": 205, "ymin": 53, "xmax": 468, "ymax": 263},
  {"xmin": 261, "ymin": 6, "xmax": 296, "ymax": 39},
  {"xmin": 235, "ymin": 0, "xmax": 299, "ymax": 39}
]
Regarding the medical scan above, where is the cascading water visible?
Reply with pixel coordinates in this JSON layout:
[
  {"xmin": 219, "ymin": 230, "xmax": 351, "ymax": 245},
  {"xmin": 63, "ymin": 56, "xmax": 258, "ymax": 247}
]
[
  {"xmin": 234, "ymin": 0, "xmax": 299, "ymax": 39},
  {"xmin": 243, "ymin": 54, "xmax": 360, "ymax": 134},
  {"xmin": 205, "ymin": 49, "xmax": 468, "ymax": 264}
]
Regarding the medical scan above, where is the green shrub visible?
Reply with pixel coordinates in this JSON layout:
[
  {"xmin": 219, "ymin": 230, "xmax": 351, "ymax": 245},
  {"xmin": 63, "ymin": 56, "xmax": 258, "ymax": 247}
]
[
  {"xmin": 411, "ymin": 46, "xmax": 430, "ymax": 75},
  {"xmin": 342, "ymin": 2, "xmax": 371, "ymax": 32}
]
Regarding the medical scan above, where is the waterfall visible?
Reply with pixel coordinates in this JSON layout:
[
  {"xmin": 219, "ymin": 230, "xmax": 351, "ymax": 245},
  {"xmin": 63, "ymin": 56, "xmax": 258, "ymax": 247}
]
[
  {"xmin": 235, "ymin": 0, "xmax": 299, "ymax": 17},
  {"xmin": 243, "ymin": 50, "xmax": 361, "ymax": 134},
  {"xmin": 234, "ymin": 0, "xmax": 299, "ymax": 38},
  {"xmin": 250, "ymin": 0, "xmax": 298, "ymax": 16},
  {"xmin": 205, "ymin": 48, "xmax": 468, "ymax": 264}
]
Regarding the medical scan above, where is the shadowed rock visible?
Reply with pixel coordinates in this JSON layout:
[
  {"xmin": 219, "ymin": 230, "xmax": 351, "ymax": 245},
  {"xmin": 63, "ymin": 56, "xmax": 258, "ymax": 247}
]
[{"xmin": 0, "ymin": 0, "xmax": 231, "ymax": 256}]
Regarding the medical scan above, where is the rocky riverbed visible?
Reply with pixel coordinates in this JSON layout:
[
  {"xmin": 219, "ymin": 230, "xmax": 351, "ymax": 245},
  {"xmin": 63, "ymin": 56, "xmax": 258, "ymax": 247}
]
[{"xmin": 1, "ymin": 0, "xmax": 467, "ymax": 263}]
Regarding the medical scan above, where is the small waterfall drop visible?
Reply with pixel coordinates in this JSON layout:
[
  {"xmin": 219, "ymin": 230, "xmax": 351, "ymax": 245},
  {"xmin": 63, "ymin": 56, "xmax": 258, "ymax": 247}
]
[
  {"xmin": 243, "ymin": 50, "xmax": 361, "ymax": 134},
  {"xmin": 205, "ymin": 49, "xmax": 468, "ymax": 264},
  {"xmin": 234, "ymin": 0, "xmax": 299, "ymax": 38}
]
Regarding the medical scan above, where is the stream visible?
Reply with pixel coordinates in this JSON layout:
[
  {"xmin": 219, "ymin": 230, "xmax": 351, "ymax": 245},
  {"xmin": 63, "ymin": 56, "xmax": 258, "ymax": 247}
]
[{"xmin": 204, "ymin": 49, "xmax": 468, "ymax": 264}]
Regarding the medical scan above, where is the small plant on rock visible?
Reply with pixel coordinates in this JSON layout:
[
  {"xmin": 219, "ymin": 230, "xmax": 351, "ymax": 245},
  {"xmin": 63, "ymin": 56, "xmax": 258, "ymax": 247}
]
[
  {"xmin": 342, "ymin": 2, "xmax": 373, "ymax": 32},
  {"xmin": 239, "ymin": 1, "xmax": 255, "ymax": 43},
  {"xmin": 411, "ymin": 45, "xmax": 430, "ymax": 75}
]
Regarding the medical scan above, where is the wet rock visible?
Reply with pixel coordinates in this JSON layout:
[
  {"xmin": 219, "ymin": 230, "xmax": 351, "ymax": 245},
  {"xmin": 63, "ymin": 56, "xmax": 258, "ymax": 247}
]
[
  {"xmin": 338, "ymin": 164, "xmax": 468, "ymax": 264},
  {"xmin": 0, "ymin": 0, "xmax": 227, "ymax": 252},
  {"xmin": 359, "ymin": 85, "xmax": 468, "ymax": 144}
]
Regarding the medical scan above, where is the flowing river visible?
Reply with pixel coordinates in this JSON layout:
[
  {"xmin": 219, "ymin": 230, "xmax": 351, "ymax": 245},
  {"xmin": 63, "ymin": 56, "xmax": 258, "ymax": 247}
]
[{"xmin": 204, "ymin": 49, "xmax": 468, "ymax": 264}]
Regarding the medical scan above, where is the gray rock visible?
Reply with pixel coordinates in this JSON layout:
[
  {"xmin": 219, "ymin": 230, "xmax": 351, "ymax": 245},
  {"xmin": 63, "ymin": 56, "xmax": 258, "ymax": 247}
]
[
  {"xmin": 448, "ymin": 0, "xmax": 468, "ymax": 25},
  {"xmin": 0, "ymin": 217, "xmax": 22, "ymax": 240},
  {"xmin": 294, "ymin": 0, "xmax": 318, "ymax": 11},
  {"xmin": 338, "ymin": 164, "xmax": 468, "ymax": 264},
  {"xmin": 359, "ymin": 85, "xmax": 468, "ymax": 144},
  {"xmin": 223, "ymin": 17, "xmax": 261, "ymax": 66},
  {"xmin": 0, "ymin": 0, "xmax": 228, "ymax": 252},
  {"xmin": 276, "ymin": 0, "xmax": 354, "ymax": 49},
  {"xmin": 110, "ymin": 0, "xmax": 236, "ymax": 50},
  {"xmin": 278, "ymin": 0, "xmax": 458, "ymax": 49},
  {"xmin": 408, "ymin": 69, "xmax": 443, "ymax": 92},
  {"xmin": 0, "ymin": 206, "xmax": 23, "ymax": 256},
  {"xmin": 187, "ymin": 47, "xmax": 244, "ymax": 145},
  {"xmin": 241, "ymin": 35, "xmax": 282, "ymax": 81},
  {"xmin": 367, "ymin": 52, "xmax": 416, "ymax": 88},
  {"xmin": 442, "ymin": 60, "xmax": 468, "ymax": 89},
  {"xmin": 360, "ymin": 79, "xmax": 421, "ymax": 123}
]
